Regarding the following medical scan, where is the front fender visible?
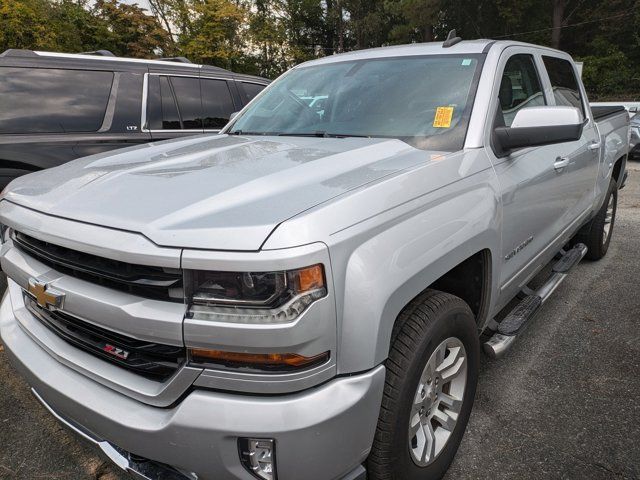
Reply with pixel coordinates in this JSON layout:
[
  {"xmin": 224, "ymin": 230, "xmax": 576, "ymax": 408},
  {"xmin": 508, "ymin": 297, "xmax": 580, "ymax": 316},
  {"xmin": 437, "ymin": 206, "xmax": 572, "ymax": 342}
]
[{"xmin": 333, "ymin": 178, "xmax": 500, "ymax": 373}]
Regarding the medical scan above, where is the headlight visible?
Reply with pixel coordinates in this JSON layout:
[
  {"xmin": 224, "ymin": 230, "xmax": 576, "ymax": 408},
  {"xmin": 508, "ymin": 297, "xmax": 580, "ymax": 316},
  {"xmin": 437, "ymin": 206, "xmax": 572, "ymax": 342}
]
[{"xmin": 186, "ymin": 264, "xmax": 327, "ymax": 324}]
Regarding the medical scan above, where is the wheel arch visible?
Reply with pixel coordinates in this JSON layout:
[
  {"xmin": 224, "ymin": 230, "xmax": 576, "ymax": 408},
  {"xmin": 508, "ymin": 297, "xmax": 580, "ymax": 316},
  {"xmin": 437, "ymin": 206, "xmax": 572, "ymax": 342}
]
[
  {"xmin": 336, "ymin": 217, "xmax": 500, "ymax": 375},
  {"xmin": 612, "ymin": 154, "xmax": 626, "ymax": 187}
]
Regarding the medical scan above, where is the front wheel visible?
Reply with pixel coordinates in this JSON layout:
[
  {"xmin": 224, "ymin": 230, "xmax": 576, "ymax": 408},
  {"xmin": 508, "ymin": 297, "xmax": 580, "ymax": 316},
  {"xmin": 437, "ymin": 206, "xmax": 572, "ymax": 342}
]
[{"xmin": 367, "ymin": 290, "xmax": 479, "ymax": 480}]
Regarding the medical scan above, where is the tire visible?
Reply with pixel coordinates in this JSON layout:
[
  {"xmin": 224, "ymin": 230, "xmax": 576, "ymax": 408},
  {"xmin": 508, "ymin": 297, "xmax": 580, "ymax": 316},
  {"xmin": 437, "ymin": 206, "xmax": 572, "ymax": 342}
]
[
  {"xmin": 367, "ymin": 290, "xmax": 480, "ymax": 480},
  {"xmin": 573, "ymin": 178, "xmax": 617, "ymax": 261}
]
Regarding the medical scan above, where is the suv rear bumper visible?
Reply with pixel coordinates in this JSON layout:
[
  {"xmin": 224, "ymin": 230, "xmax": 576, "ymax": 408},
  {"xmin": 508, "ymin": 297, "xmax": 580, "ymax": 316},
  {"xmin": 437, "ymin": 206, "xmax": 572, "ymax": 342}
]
[{"xmin": 0, "ymin": 291, "xmax": 384, "ymax": 480}]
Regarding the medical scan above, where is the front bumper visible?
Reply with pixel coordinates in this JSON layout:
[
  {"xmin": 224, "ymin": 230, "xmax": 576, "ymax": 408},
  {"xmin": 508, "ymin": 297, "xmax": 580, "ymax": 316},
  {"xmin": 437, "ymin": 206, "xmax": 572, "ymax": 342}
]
[{"xmin": 0, "ymin": 289, "xmax": 384, "ymax": 480}]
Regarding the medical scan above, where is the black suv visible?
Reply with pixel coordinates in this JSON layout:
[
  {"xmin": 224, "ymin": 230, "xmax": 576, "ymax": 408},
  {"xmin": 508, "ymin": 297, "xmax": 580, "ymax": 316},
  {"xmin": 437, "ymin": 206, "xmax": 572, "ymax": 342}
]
[{"xmin": 0, "ymin": 49, "xmax": 269, "ymax": 189}]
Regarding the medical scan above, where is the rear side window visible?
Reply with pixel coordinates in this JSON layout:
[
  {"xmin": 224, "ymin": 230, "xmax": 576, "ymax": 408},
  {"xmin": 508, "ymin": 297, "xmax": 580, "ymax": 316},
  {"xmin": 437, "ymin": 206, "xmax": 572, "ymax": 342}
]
[
  {"xmin": 159, "ymin": 76, "xmax": 180, "ymax": 129},
  {"xmin": 498, "ymin": 54, "xmax": 546, "ymax": 127},
  {"xmin": 170, "ymin": 76, "xmax": 203, "ymax": 129},
  {"xmin": 239, "ymin": 82, "xmax": 266, "ymax": 103},
  {"xmin": 542, "ymin": 56, "xmax": 584, "ymax": 116},
  {"xmin": 0, "ymin": 67, "xmax": 113, "ymax": 134},
  {"xmin": 147, "ymin": 75, "xmax": 202, "ymax": 130},
  {"xmin": 201, "ymin": 79, "xmax": 235, "ymax": 129}
]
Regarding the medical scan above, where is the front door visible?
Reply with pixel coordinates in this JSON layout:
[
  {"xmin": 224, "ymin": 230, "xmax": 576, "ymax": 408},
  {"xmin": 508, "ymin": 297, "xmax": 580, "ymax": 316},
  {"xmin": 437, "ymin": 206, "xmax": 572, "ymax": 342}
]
[{"xmin": 486, "ymin": 49, "xmax": 591, "ymax": 303}]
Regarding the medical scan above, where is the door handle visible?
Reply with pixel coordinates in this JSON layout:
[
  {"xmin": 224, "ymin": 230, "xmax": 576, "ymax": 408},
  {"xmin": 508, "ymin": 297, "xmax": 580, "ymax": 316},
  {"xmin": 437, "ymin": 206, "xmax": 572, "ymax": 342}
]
[
  {"xmin": 554, "ymin": 157, "xmax": 570, "ymax": 171},
  {"xmin": 588, "ymin": 141, "xmax": 601, "ymax": 151}
]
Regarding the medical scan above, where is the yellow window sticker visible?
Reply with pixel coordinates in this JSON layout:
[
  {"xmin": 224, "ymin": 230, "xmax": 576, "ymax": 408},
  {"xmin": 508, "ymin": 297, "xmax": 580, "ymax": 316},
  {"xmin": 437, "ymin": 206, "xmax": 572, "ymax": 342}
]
[{"xmin": 433, "ymin": 106, "xmax": 454, "ymax": 128}]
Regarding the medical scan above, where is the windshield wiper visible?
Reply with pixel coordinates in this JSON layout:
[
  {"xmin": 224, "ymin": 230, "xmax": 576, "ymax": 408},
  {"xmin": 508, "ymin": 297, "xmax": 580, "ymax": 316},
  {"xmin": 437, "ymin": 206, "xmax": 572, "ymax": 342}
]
[
  {"xmin": 278, "ymin": 131, "xmax": 328, "ymax": 137},
  {"xmin": 278, "ymin": 132, "xmax": 371, "ymax": 138},
  {"xmin": 227, "ymin": 130, "xmax": 271, "ymax": 136}
]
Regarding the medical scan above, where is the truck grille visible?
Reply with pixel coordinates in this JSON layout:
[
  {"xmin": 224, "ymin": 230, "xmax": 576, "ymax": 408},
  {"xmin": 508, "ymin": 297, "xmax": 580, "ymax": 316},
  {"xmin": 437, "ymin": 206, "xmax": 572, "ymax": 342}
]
[
  {"xmin": 24, "ymin": 294, "xmax": 185, "ymax": 381},
  {"xmin": 13, "ymin": 231, "xmax": 183, "ymax": 302}
]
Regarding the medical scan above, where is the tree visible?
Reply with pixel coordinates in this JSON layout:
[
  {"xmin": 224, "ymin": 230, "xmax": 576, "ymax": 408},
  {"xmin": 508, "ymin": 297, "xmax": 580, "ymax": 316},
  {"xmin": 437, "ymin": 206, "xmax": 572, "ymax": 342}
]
[
  {"xmin": 93, "ymin": 0, "xmax": 173, "ymax": 57},
  {"xmin": 385, "ymin": 0, "xmax": 440, "ymax": 44},
  {"xmin": 177, "ymin": 0, "xmax": 247, "ymax": 68},
  {"xmin": 0, "ymin": 0, "xmax": 57, "ymax": 51}
]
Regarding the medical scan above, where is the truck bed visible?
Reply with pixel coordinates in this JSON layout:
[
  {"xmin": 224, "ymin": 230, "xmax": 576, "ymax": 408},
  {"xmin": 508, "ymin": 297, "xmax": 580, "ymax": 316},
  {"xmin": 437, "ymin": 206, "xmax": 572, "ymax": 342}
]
[{"xmin": 591, "ymin": 105, "xmax": 627, "ymax": 121}]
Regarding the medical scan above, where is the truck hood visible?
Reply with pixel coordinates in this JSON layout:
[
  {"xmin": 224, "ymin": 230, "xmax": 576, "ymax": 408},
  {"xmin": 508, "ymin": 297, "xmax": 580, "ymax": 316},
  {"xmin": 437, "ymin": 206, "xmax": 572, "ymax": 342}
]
[{"xmin": 4, "ymin": 134, "xmax": 428, "ymax": 250}]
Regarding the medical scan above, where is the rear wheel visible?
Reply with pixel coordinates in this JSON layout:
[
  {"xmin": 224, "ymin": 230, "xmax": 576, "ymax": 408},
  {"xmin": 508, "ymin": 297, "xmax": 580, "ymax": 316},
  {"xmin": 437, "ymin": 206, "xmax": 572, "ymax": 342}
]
[
  {"xmin": 367, "ymin": 290, "xmax": 479, "ymax": 480},
  {"xmin": 574, "ymin": 178, "xmax": 617, "ymax": 260}
]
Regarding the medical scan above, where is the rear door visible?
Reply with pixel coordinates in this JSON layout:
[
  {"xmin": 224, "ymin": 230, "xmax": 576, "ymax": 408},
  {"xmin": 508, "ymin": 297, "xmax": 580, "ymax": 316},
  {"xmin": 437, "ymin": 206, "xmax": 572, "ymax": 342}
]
[
  {"xmin": 486, "ymin": 48, "xmax": 587, "ymax": 301},
  {"xmin": 540, "ymin": 54, "xmax": 601, "ymax": 219}
]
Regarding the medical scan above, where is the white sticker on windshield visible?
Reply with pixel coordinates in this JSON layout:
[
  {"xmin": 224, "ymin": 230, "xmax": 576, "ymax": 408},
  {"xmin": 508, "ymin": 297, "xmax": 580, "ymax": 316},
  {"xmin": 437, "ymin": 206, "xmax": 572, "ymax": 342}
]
[{"xmin": 461, "ymin": 59, "xmax": 472, "ymax": 66}]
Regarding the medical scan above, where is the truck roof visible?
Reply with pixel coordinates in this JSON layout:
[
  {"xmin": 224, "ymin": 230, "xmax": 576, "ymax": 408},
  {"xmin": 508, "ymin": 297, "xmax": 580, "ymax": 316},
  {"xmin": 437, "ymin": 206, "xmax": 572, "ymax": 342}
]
[{"xmin": 299, "ymin": 39, "xmax": 568, "ymax": 68}]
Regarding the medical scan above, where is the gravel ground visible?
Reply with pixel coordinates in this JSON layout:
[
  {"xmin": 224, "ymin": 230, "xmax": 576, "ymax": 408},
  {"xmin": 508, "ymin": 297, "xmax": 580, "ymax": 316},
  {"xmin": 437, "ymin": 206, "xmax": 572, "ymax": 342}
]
[{"xmin": 0, "ymin": 163, "xmax": 639, "ymax": 480}]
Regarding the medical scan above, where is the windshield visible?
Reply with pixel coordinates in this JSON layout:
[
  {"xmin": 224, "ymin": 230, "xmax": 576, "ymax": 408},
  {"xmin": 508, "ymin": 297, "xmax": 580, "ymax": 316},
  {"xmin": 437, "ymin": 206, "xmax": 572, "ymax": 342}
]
[{"xmin": 227, "ymin": 54, "xmax": 483, "ymax": 151}]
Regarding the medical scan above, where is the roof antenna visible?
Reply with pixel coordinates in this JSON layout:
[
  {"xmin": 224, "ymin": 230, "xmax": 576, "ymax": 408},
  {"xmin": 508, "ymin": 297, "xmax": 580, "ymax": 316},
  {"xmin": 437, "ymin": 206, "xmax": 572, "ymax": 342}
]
[{"xmin": 443, "ymin": 29, "xmax": 462, "ymax": 48}]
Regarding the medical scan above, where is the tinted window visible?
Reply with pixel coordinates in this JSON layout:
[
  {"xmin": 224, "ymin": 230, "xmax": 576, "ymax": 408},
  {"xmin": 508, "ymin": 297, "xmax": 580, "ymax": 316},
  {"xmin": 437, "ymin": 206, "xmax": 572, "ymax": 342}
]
[
  {"xmin": 240, "ymin": 82, "xmax": 266, "ymax": 103},
  {"xmin": 201, "ymin": 79, "xmax": 235, "ymax": 129},
  {"xmin": 170, "ymin": 76, "xmax": 203, "ymax": 129},
  {"xmin": 159, "ymin": 76, "xmax": 180, "ymax": 129},
  {"xmin": 543, "ymin": 56, "xmax": 584, "ymax": 116},
  {"xmin": 498, "ymin": 55, "xmax": 546, "ymax": 127},
  {"xmin": 0, "ymin": 67, "xmax": 113, "ymax": 134}
]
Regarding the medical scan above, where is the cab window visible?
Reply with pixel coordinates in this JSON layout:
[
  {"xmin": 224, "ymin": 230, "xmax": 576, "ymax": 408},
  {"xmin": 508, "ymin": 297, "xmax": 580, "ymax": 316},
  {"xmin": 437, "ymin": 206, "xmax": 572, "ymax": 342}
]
[
  {"xmin": 498, "ymin": 54, "xmax": 546, "ymax": 127},
  {"xmin": 542, "ymin": 56, "xmax": 584, "ymax": 117}
]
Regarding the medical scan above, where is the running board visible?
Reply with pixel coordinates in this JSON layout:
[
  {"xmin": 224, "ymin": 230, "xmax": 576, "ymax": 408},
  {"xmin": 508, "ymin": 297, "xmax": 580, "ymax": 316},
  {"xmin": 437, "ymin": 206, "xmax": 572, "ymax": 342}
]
[{"xmin": 483, "ymin": 243, "xmax": 587, "ymax": 359}]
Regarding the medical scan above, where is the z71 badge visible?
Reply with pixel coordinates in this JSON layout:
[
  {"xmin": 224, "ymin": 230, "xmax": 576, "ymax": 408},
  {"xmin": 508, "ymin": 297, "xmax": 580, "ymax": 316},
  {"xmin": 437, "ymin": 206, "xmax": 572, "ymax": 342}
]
[{"xmin": 102, "ymin": 344, "xmax": 130, "ymax": 360}]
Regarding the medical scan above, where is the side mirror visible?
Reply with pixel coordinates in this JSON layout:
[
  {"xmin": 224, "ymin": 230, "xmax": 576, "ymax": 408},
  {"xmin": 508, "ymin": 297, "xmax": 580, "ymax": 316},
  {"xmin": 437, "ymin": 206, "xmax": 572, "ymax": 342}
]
[{"xmin": 495, "ymin": 106, "xmax": 583, "ymax": 152}]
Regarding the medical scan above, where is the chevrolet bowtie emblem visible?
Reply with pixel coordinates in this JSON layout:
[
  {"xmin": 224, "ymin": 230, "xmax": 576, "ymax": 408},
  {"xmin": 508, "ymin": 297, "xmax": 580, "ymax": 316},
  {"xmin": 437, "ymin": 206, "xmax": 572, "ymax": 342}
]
[{"xmin": 27, "ymin": 278, "xmax": 65, "ymax": 310}]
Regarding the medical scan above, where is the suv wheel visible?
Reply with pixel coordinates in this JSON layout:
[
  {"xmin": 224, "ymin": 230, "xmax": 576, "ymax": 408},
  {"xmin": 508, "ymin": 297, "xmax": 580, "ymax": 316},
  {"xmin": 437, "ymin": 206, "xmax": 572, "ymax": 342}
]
[{"xmin": 367, "ymin": 290, "xmax": 479, "ymax": 480}]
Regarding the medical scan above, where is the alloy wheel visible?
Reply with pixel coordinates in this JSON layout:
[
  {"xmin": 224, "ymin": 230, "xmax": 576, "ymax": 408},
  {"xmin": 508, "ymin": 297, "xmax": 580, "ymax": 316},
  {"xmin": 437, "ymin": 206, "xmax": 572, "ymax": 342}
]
[{"xmin": 408, "ymin": 337, "xmax": 467, "ymax": 466}]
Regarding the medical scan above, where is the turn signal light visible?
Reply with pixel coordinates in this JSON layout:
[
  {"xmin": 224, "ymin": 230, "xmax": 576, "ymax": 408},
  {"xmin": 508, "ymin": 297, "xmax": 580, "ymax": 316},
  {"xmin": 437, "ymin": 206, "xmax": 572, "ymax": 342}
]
[{"xmin": 189, "ymin": 349, "xmax": 329, "ymax": 371}]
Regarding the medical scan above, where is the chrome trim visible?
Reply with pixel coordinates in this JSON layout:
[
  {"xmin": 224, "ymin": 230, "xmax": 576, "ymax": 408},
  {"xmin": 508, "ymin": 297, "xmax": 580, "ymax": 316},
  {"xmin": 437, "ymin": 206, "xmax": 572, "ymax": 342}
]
[
  {"xmin": 485, "ymin": 243, "xmax": 587, "ymax": 359},
  {"xmin": 31, "ymin": 388, "xmax": 198, "ymax": 480},
  {"xmin": 34, "ymin": 50, "xmax": 202, "ymax": 69},
  {"xmin": 140, "ymin": 72, "xmax": 148, "ymax": 131},
  {"xmin": 147, "ymin": 129, "xmax": 221, "ymax": 134},
  {"xmin": 98, "ymin": 72, "xmax": 120, "ymax": 133},
  {"xmin": 148, "ymin": 72, "xmax": 233, "ymax": 80}
]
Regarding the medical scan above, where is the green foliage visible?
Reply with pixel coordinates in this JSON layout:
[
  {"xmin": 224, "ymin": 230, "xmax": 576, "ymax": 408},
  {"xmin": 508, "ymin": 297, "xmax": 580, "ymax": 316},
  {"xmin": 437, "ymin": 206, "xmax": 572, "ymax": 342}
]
[
  {"xmin": 0, "ymin": 0, "xmax": 57, "ymax": 51},
  {"xmin": 177, "ymin": 0, "xmax": 246, "ymax": 67},
  {"xmin": 0, "ymin": 0, "xmax": 172, "ymax": 57},
  {"xmin": 579, "ymin": 40, "xmax": 635, "ymax": 100}
]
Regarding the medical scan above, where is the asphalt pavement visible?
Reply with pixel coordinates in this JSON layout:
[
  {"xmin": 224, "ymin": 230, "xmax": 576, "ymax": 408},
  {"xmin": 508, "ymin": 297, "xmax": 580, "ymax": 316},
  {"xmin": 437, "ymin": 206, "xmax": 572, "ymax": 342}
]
[{"xmin": 0, "ymin": 163, "xmax": 639, "ymax": 480}]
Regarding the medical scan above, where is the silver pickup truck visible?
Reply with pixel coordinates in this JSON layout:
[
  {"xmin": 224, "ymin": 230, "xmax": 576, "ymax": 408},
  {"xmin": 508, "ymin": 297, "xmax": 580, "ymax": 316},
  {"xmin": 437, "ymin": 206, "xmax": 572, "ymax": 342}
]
[{"xmin": 0, "ymin": 39, "xmax": 629, "ymax": 480}]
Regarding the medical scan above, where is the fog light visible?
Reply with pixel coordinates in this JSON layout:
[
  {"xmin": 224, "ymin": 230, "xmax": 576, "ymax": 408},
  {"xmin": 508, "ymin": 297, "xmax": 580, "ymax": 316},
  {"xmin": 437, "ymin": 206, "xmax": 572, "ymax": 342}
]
[{"xmin": 239, "ymin": 438, "xmax": 276, "ymax": 480}]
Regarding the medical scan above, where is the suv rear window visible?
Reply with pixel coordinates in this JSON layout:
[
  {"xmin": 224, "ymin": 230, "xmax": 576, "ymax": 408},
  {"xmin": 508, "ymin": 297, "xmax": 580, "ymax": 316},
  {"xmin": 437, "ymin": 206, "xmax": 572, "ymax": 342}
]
[
  {"xmin": 147, "ymin": 75, "xmax": 204, "ymax": 131},
  {"xmin": 0, "ymin": 67, "xmax": 113, "ymax": 134},
  {"xmin": 201, "ymin": 79, "xmax": 235, "ymax": 129},
  {"xmin": 239, "ymin": 82, "xmax": 266, "ymax": 103},
  {"xmin": 169, "ymin": 76, "xmax": 203, "ymax": 129}
]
